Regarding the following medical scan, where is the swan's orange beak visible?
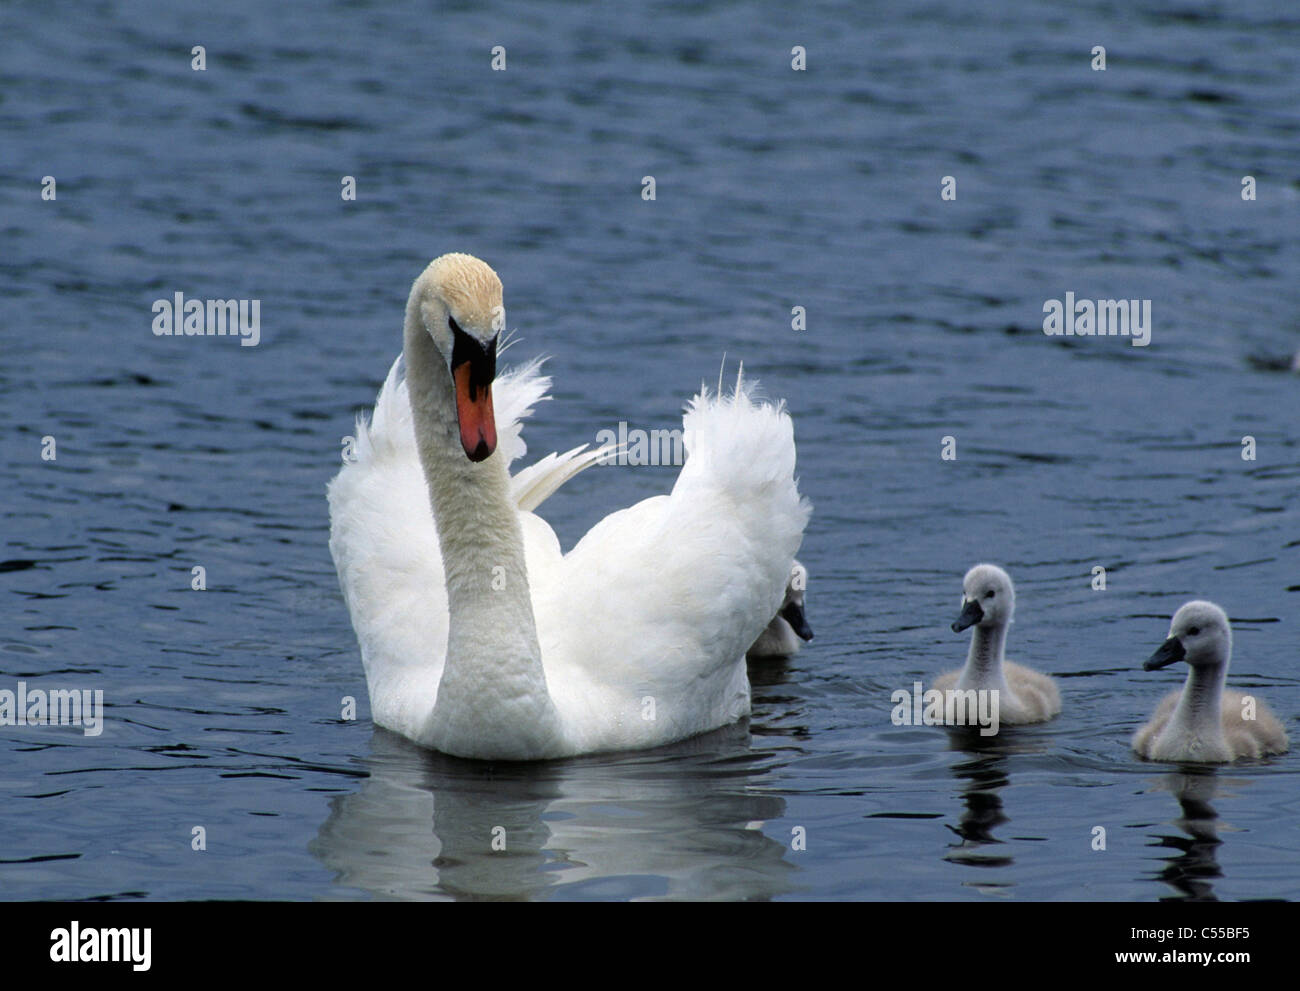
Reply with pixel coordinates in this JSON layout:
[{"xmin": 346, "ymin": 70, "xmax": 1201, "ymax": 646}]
[
  {"xmin": 453, "ymin": 362, "xmax": 497, "ymax": 462},
  {"xmin": 448, "ymin": 318, "xmax": 499, "ymax": 462}
]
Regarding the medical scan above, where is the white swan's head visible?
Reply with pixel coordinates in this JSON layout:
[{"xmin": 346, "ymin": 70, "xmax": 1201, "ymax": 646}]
[
  {"xmin": 410, "ymin": 253, "xmax": 505, "ymax": 462},
  {"xmin": 951, "ymin": 563, "xmax": 1014, "ymax": 633},
  {"xmin": 1145, "ymin": 600, "xmax": 1232, "ymax": 672}
]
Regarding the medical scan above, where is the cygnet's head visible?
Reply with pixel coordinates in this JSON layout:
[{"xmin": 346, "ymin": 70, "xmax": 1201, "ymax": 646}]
[
  {"xmin": 747, "ymin": 560, "xmax": 812, "ymax": 659},
  {"xmin": 951, "ymin": 563, "xmax": 1015, "ymax": 633},
  {"xmin": 1145, "ymin": 600, "xmax": 1232, "ymax": 672},
  {"xmin": 408, "ymin": 253, "xmax": 505, "ymax": 462},
  {"xmin": 779, "ymin": 560, "xmax": 813, "ymax": 641}
]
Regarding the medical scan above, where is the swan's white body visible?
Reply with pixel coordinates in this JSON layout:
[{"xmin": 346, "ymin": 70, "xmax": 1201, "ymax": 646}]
[
  {"xmin": 1133, "ymin": 601, "xmax": 1288, "ymax": 763},
  {"xmin": 934, "ymin": 564, "xmax": 1061, "ymax": 725},
  {"xmin": 328, "ymin": 254, "xmax": 810, "ymax": 760}
]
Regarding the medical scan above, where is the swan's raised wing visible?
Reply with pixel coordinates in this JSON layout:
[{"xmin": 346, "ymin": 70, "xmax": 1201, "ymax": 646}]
[
  {"xmin": 327, "ymin": 353, "xmax": 583, "ymax": 739},
  {"xmin": 327, "ymin": 355, "xmax": 447, "ymax": 737},
  {"xmin": 349, "ymin": 353, "xmax": 555, "ymax": 471},
  {"xmin": 491, "ymin": 357, "xmax": 550, "ymax": 470},
  {"xmin": 533, "ymin": 370, "xmax": 810, "ymax": 744},
  {"xmin": 510, "ymin": 444, "xmax": 615, "ymax": 513},
  {"xmin": 492, "ymin": 357, "xmax": 616, "ymax": 510},
  {"xmin": 343, "ymin": 352, "xmax": 597, "ymax": 506}
]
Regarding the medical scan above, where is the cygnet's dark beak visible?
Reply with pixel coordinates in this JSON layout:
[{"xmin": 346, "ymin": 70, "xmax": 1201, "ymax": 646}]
[
  {"xmin": 1144, "ymin": 636, "xmax": 1186, "ymax": 671},
  {"xmin": 951, "ymin": 599, "xmax": 984, "ymax": 633},
  {"xmin": 781, "ymin": 602, "xmax": 813, "ymax": 641}
]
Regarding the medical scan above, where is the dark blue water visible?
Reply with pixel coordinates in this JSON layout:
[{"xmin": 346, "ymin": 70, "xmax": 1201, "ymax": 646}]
[{"xmin": 2, "ymin": 0, "xmax": 1298, "ymax": 901}]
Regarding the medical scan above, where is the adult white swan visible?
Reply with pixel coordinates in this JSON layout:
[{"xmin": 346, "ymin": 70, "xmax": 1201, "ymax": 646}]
[{"xmin": 328, "ymin": 254, "xmax": 810, "ymax": 760}]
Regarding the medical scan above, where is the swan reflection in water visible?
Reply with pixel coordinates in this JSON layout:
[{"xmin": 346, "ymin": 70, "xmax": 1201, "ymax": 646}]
[
  {"xmin": 1143, "ymin": 767, "xmax": 1225, "ymax": 902},
  {"xmin": 310, "ymin": 722, "xmax": 797, "ymax": 901},
  {"xmin": 941, "ymin": 727, "xmax": 1052, "ymax": 893}
]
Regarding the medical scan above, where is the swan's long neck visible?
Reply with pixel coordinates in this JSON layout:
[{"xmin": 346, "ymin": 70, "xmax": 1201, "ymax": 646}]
[
  {"xmin": 404, "ymin": 305, "xmax": 563, "ymax": 758},
  {"xmin": 1170, "ymin": 662, "xmax": 1227, "ymax": 742},
  {"xmin": 959, "ymin": 623, "xmax": 1010, "ymax": 695}
]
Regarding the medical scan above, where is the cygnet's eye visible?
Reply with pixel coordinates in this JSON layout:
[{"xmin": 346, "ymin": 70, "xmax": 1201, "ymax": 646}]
[
  {"xmin": 1188, "ymin": 626, "xmax": 1200, "ymax": 636},
  {"xmin": 984, "ymin": 590, "xmax": 995, "ymax": 599}
]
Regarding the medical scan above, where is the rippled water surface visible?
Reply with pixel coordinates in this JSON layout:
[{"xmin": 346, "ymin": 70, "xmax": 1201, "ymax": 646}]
[{"xmin": 2, "ymin": 0, "xmax": 1299, "ymax": 900}]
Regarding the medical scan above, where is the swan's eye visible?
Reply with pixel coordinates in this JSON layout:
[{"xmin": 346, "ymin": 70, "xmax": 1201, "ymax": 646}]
[
  {"xmin": 985, "ymin": 591, "xmax": 995, "ymax": 599},
  {"xmin": 1188, "ymin": 626, "xmax": 1199, "ymax": 636},
  {"xmin": 448, "ymin": 315, "xmax": 463, "ymax": 335}
]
